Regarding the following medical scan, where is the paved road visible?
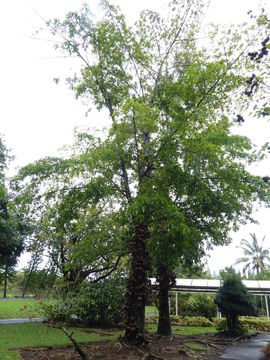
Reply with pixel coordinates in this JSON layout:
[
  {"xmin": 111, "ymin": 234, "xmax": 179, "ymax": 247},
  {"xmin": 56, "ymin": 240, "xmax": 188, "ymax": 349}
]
[
  {"xmin": 220, "ymin": 333, "xmax": 270, "ymax": 359},
  {"xmin": 0, "ymin": 317, "xmax": 43, "ymax": 324}
]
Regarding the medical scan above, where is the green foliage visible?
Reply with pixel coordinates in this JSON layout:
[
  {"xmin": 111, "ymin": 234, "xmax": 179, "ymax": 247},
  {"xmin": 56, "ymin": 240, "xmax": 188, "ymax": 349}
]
[
  {"xmin": 41, "ymin": 299, "xmax": 66, "ymax": 322},
  {"xmin": 44, "ymin": 279, "xmax": 126, "ymax": 327},
  {"xmin": 184, "ymin": 294, "xmax": 216, "ymax": 319},
  {"xmin": 0, "ymin": 135, "xmax": 9, "ymax": 178},
  {"xmin": 172, "ymin": 315, "xmax": 213, "ymax": 327},
  {"xmin": 12, "ymin": 153, "xmax": 125, "ymax": 290},
  {"xmin": 19, "ymin": 268, "xmax": 56, "ymax": 295},
  {"xmin": 73, "ymin": 279, "xmax": 126, "ymax": 327},
  {"xmin": 154, "ymin": 314, "xmax": 270, "ymax": 332},
  {"xmin": 15, "ymin": 0, "xmax": 270, "ymax": 341},
  {"xmin": 147, "ymin": 315, "xmax": 213, "ymax": 327},
  {"xmin": 215, "ymin": 317, "xmax": 248, "ymax": 335},
  {"xmin": 174, "ymin": 262, "xmax": 211, "ymax": 279},
  {"xmin": 0, "ymin": 137, "xmax": 25, "ymax": 280},
  {"xmin": 239, "ymin": 316, "xmax": 270, "ymax": 332},
  {"xmin": 41, "ymin": 0, "xmax": 270, "ymax": 276},
  {"xmin": 172, "ymin": 293, "xmax": 216, "ymax": 319},
  {"xmin": 213, "ymin": 318, "xmax": 227, "ymax": 332},
  {"xmin": 215, "ymin": 268, "xmax": 257, "ymax": 335},
  {"xmin": 248, "ymin": 270, "xmax": 270, "ymax": 280}
]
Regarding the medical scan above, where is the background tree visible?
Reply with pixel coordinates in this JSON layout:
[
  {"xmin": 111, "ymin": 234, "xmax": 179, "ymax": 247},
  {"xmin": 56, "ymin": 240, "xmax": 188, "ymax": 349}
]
[
  {"xmin": 215, "ymin": 267, "xmax": 257, "ymax": 335},
  {"xmin": 0, "ymin": 136, "xmax": 24, "ymax": 297},
  {"xmin": 12, "ymin": 153, "xmax": 126, "ymax": 294},
  {"xmin": 0, "ymin": 136, "xmax": 10, "ymax": 261},
  {"xmin": 235, "ymin": 233, "xmax": 270, "ymax": 275},
  {"xmin": 244, "ymin": 10, "xmax": 270, "ymax": 118}
]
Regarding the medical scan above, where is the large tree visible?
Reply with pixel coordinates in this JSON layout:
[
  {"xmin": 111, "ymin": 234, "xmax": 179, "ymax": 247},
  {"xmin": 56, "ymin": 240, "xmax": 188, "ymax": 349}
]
[{"xmin": 28, "ymin": 0, "xmax": 270, "ymax": 343}]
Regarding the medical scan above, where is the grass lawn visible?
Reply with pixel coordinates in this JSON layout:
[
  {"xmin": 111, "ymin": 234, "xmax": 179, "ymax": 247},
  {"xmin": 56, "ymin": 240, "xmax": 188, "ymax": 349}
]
[
  {"xmin": 0, "ymin": 299, "xmax": 43, "ymax": 319},
  {"xmin": 185, "ymin": 342, "xmax": 206, "ymax": 351},
  {"xmin": 146, "ymin": 323, "xmax": 217, "ymax": 335},
  {"xmin": 1, "ymin": 301, "xmax": 157, "ymax": 320},
  {"xmin": 0, "ymin": 323, "xmax": 120, "ymax": 360},
  {"xmin": 0, "ymin": 321, "xmax": 217, "ymax": 360}
]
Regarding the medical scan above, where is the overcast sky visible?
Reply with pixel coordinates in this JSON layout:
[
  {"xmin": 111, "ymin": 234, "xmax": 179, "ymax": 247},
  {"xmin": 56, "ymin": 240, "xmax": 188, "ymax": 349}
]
[{"xmin": 1, "ymin": 0, "xmax": 269, "ymax": 273}]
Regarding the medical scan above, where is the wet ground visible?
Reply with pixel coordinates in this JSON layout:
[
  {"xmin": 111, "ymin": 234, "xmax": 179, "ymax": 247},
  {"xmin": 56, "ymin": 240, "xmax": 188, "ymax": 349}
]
[{"xmin": 220, "ymin": 333, "xmax": 270, "ymax": 359}]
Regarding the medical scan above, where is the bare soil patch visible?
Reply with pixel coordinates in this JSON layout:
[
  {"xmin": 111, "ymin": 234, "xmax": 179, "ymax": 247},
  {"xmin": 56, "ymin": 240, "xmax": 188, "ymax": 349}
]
[{"xmin": 19, "ymin": 332, "xmax": 258, "ymax": 360}]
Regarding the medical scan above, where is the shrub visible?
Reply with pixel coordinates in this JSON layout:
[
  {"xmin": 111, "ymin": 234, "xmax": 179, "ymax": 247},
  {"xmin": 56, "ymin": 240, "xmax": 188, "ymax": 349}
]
[
  {"xmin": 240, "ymin": 316, "xmax": 270, "ymax": 332},
  {"xmin": 215, "ymin": 268, "xmax": 257, "ymax": 336},
  {"xmin": 146, "ymin": 315, "xmax": 213, "ymax": 327},
  {"xmin": 214, "ymin": 316, "xmax": 270, "ymax": 332},
  {"xmin": 72, "ymin": 278, "xmax": 126, "ymax": 327},
  {"xmin": 42, "ymin": 300, "xmax": 68, "ymax": 322},
  {"xmin": 185, "ymin": 294, "xmax": 216, "ymax": 319},
  {"xmin": 171, "ymin": 293, "xmax": 216, "ymax": 319},
  {"xmin": 42, "ymin": 278, "xmax": 126, "ymax": 327}
]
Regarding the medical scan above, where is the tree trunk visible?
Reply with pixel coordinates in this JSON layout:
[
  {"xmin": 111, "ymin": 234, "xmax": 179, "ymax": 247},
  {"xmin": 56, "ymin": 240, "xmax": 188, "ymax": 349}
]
[
  {"xmin": 156, "ymin": 263, "xmax": 175, "ymax": 336},
  {"xmin": 123, "ymin": 223, "xmax": 151, "ymax": 345},
  {"xmin": 48, "ymin": 268, "xmax": 57, "ymax": 294},
  {"xmin": 22, "ymin": 260, "xmax": 36, "ymax": 298},
  {"xmin": 38, "ymin": 266, "xmax": 51, "ymax": 291},
  {"xmin": 3, "ymin": 264, "xmax": 8, "ymax": 298}
]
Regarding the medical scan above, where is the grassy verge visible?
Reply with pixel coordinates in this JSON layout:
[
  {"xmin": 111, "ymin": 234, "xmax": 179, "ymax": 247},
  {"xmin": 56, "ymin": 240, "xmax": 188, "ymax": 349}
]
[
  {"xmin": 0, "ymin": 299, "xmax": 43, "ymax": 319},
  {"xmin": 0, "ymin": 323, "xmax": 120, "ymax": 360},
  {"xmin": 146, "ymin": 323, "xmax": 217, "ymax": 335},
  {"xmin": 0, "ymin": 322, "xmax": 217, "ymax": 360}
]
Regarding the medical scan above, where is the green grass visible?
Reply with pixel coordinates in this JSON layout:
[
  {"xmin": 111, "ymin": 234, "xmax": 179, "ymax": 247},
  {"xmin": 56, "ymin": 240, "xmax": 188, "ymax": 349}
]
[
  {"xmin": 146, "ymin": 323, "xmax": 217, "ymax": 335},
  {"xmin": 0, "ymin": 299, "xmax": 43, "ymax": 319},
  {"xmin": 0, "ymin": 321, "xmax": 218, "ymax": 360},
  {"xmin": 0, "ymin": 323, "xmax": 120, "ymax": 360},
  {"xmin": 185, "ymin": 342, "xmax": 206, "ymax": 351},
  {"xmin": 0, "ymin": 302, "xmax": 218, "ymax": 360}
]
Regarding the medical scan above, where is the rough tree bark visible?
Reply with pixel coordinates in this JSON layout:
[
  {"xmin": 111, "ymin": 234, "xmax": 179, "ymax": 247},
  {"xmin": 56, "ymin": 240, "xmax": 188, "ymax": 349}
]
[
  {"xmin": 123, "ymin": 223, "xmax": 151, "ymax": 344},
  {"xmin": 157, "ymin": 263, "xmax": 176, "ymax": 336}
]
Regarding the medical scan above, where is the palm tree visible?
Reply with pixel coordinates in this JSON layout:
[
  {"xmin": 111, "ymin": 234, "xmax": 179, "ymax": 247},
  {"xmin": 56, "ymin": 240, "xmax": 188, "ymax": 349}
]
[{"xmin": 235, "ymin": 233, "xmax": 270, "ymax": 275}]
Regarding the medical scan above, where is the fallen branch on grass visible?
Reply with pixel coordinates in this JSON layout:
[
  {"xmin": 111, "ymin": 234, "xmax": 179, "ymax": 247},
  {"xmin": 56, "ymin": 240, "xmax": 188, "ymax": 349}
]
[{"xmin": 49, "ymin": 321, "xmax": 88, "ymax": 360}]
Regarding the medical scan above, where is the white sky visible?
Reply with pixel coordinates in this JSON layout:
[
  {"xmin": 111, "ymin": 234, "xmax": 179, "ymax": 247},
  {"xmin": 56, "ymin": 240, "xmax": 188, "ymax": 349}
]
[{"xmin": 1, "ymin": 0, "xmax": 269, "ymax": 273}]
